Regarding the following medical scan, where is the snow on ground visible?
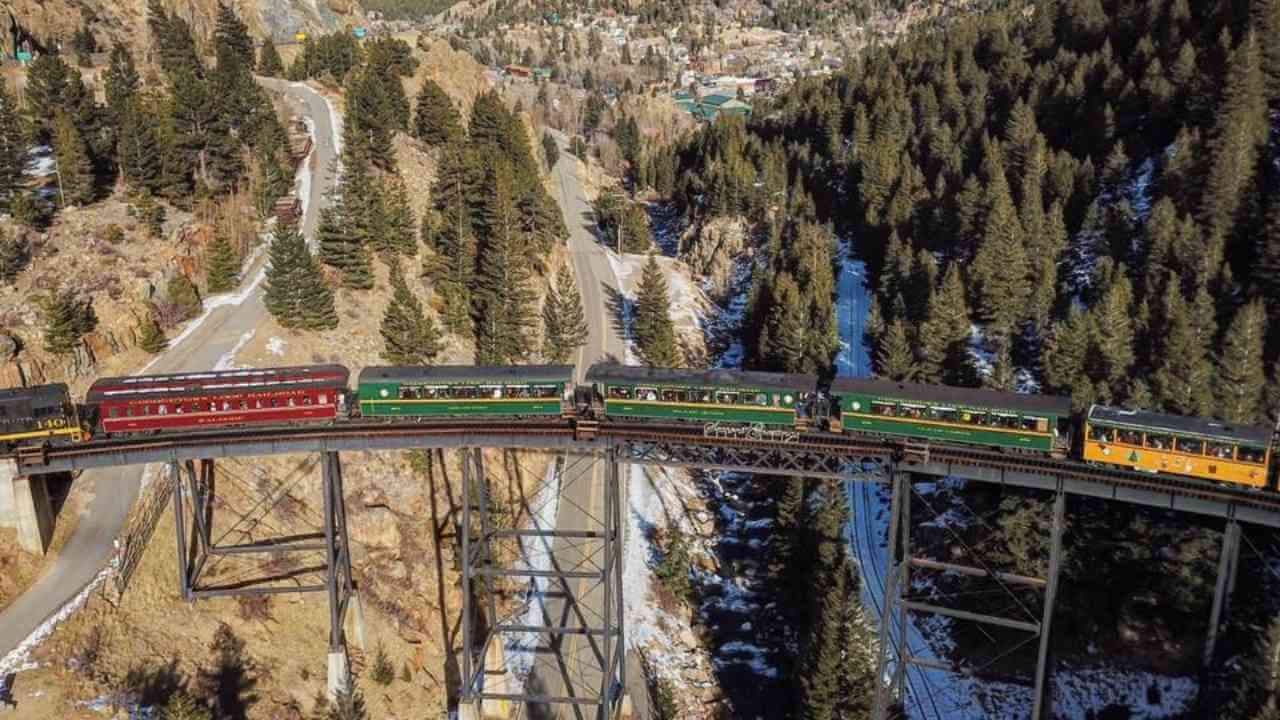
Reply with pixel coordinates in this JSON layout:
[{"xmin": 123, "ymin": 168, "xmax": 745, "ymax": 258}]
[
  {"xmin": 705, "ymin": 252, "xmax": 754, "ymax": 369},
  {"xmin": 505, "ymin": 461, "xmax": 562, "ymax": 686},
  {"xmin": 0, "ymin": 566, "xmax": 114, "ymax": 677},
  {"xmin": 22, "ymin": 145, "xmax": 54, "ymax": 179},
  {"xmin": 623, "ymin": 464, "xmax": 689, "ymax": 652},
  {"xmin": 212, "ymin": 330, "xmax": 257, "ymax": 371},
  {"xmin": 835, "ymin": 241, "xmax": 872, "ymax": 379},
  {"xmin": 266, "ymin": 336, "xmax": 287, "ymax": 357}
]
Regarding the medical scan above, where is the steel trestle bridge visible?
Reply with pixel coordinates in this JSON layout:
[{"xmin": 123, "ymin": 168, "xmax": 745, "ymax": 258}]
[{"xmin": 12, "ymin": 418, "xmax": 1278, "ymax": 719}]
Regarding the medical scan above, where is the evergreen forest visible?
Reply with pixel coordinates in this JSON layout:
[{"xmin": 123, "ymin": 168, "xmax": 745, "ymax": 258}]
[{"xmin": 633, "ymin": 0, "xmax": 1280, "ymax": 716}]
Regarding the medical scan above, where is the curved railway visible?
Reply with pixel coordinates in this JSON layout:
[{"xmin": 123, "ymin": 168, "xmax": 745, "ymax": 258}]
[{"xmin": 12, "ymin": 418, "xmax": 1280, "ymax": 526}]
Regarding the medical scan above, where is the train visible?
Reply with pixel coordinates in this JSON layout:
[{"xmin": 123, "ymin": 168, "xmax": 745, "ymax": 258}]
[{"xmin": 0, "ymin": 363, "xmax": 1274, "ymax": 490}]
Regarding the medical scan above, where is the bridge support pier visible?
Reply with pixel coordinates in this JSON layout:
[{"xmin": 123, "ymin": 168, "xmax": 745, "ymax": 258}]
[
  {"xmin": 459, "ymin": 449, "xmax": 625, "ymax": 719},
  {"xmin": 870, "ymin": 471, "xmax": 1067, "ymax": 720},
  {"xmin": 0, "ymin": 459, "xmax": 54, "ymax": 555},
  {"xmin": 168, "ymin": 453, "xmax": 355, "ymax": 698},
  {"xmin": 1203, "ymin": 517, "xmax": 1241, "ymax": 668}
]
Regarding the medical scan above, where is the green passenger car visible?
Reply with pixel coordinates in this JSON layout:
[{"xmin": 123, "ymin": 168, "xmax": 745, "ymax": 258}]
[
  {"xmin": 585, "ymin": 364, "xmax": 817, "ymax": 428},
  {"xmin": 829, "ymin": 378, "xmax": 1073, "ymax": 453},
  {"xmin": 357, "ymin": 366, "xmax": 574, "ymax": 418}
]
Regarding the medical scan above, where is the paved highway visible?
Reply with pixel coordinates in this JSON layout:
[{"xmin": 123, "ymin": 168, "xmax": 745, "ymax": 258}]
[
  {"xmin": 0, "ymin": 79, "xmax": 338, "ymax": 666},
  {"xmin": 525, "ymin": 134, "xmax": 636, "ymax": 718}
]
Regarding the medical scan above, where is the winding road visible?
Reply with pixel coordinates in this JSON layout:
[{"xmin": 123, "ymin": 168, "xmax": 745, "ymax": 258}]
[
  {"xmin": 523, "ymin": 133, "xmax": 640, "ymax": 718},
  {"xmin": 0, "ymin": 79, "xmax": 339, "ymax": 669}
]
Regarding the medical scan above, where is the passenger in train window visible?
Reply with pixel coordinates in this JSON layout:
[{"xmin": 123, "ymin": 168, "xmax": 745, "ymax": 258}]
[{"xmin": 1117, "ymin": 429, "xmax": 1142, "ymax": 445}]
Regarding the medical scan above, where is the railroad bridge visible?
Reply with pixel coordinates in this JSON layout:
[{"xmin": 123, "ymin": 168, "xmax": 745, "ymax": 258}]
[{"xmin": 3, "ymin": 420, "xmax": 1277, "ymax": 719}]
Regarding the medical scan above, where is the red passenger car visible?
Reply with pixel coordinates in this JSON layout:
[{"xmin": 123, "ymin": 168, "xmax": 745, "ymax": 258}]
[{"xmin": 86, "ymin": 365, "xmax": 350, "ymax": 435}]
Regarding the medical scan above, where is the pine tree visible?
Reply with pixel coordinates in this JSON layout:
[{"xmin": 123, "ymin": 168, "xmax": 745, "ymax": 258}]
[
  {"xmin": 264, "ymin": 222, "xmax": 309, "ymax": 328},
  {"xmin": 761, "ymin": 272, "xmax": 808, "ymax": 373},
  {"xmin": 1200, "ymin": 31, "xmax": 1268, "ymax": 245},
  {"xmin": 148, "ymin": 0, "xmax": 202, "ymax": 80},
  {"xmin": 381, "ymin": 260, "xmax": 442, "ymax": 365},
  {"xmin": 874, "ymin": 317, "xmax": 918, "ymax": 381},
  {"xmin": 205, "ymin": 234, "xmax": 241, "ymax": 293},
  {"xmin": 542, "ymin": 131, "xmax": 559, "ymax": 170},
  {"xmin": 258, "ymin": 37, "xmax": 284, "ymax": 78},
  {"xmin": 299, "ymin": 254, "xmax": 339, "ymax": 331},
  {"xmin": 53, "ymin": 111, "xmax": 94, "ymax": 207},
  {"xmin": 24, "ymin": 53, "xmax": 70, "ymax": 143},
  {"xmin": 382, "ymin": 177, "xmax": 417, "ymax": 256},
  {"xmin": 166, "ymin": 273, "xmax": 201, "ymax": 320},
  {"xmin": 918, "ymin": 265, "xmax": 975, "ymax": 386},
  {"xmin": 797, "ymin": 484, "xmax": 851, "ymax": 720},
  {"xmin": 138, "ymin": 313, "xmax": 168, "ymax": 354},
  {"xmin": 41, "ymin": 288, "xmax": 97, "ymax": 355},
  {"xmin": 317, "ymin": 204, "xmax": 374, "ymax": 289},
  {"xmin": 970, "ymin": 172, "xmax": 1029, "ymax": 337},
  {"xmin": 213, "ymin": 2, "xmax": 254, "ymax": 72},
  {"xmin": 1087, "ymin": 272, "xmax": 1136, "ymax": 400},
  {"xmin": 634, "ymin": 253, "xmax": 679, "ymax": 367},
  {"xmin": 412, "ymin": 79, "xmax": 463, "ymax": 146},
  {"xmin": 0, "ymin": 84, "xmax": 22, "ymax": 208},
  {"xmin": 1257, "ymin": 200, "xmax": 1280, "ymax": 315},
  {"xmin": 1215, "ymin": 299, "xmax": 1267, "ymax": 424},
  {"xmin": 1043, "ymin": 306, "xmax": 1095, "ymax": 410},
  {"xmin": 103, "ymin": 45, "xmax": 140, "ymax": 127},
  {"xmin": 542, "ymin": 264, "xmax": 589, "ymax": 363},
  {"xmin": 1153, "ymin": 282, "xmax": 1215, "ymax": 416},
  {"xmin": 117, "ymin": 99, "xmax": 162, "ymax": 193},
  {"xmin": 472, "ymin": 161, "xmax": 537, "ymax": 364}
]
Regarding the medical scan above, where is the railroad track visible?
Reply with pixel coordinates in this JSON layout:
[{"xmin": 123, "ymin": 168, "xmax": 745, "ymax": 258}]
[{"xmin": 9, "ymin": 419, "xmax": 1280, "ymax": 517}]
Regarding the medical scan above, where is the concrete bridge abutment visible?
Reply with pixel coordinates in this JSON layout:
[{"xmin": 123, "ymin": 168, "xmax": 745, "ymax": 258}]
[{"xmin": 0, "ymin": 459, "xmax": 53, "ymax": 555}]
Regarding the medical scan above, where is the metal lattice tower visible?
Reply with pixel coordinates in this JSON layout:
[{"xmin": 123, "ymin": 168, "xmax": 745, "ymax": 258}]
[{"xmin": 458, "ymin": 448, "xmax": 625, "ymax": 719}]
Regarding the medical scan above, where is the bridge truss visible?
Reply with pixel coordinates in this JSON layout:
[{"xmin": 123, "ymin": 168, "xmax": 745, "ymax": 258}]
[{"xmin": 8, "ymin": 424, "xmax": 1275, "ymax": 717}]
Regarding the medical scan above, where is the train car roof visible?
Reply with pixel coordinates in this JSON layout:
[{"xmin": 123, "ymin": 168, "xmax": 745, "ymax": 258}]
[
  {"xmin": 0, "ymin": 383, "xmax": 69, "ymax": 403},
  {"xmin": 87, "ymin": 365, "xmax": 350, "ymax": 401},
  {"xmin": 585, "ymin": 363, "xmax": 817, "ymax": 392},
  {"xmin": 1087, "ymin": 405, "xmax": 1273, "ymax": 446},
  {"xmin": 829, "ymin": 377, "xmax": 1073, "ymax": 415},
  {"xmin": 359, "ymin": 365, "xmax": 575, "ymax": 384}
]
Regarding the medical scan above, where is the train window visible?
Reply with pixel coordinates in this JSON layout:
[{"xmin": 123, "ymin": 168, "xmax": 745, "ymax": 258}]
[
  {"xmin": 319, "ymin": 394, "xmax": 329, "ymax": 405},
  {"xmin": 288, "ymin": 398, "xmax": 297, "ymax": 407},
  {"xmin": 124, "ymin": 407, "xmax": 133, "ymax": 417},
  {"xmin": 456, "ymin": 387, "xmax": 479, "ymax": 399},
  {"xmin": 302, "ymin": 396, "xmax": 313, "ymax": 406},
  {"xmin": 899, "ymin": 405, "xmax": 925, "ymax": 419},
  {"xmin": 1088, "ymin": 425, "xmax": 1113, "ymax": 442},
  {"xmin": 1116, "ymin": 429, "xmax": 1142, "ymax": 445},
  {"xmin": 740, "ymin": 392, "xmax": 766, "ymax": 406},
  {"xmin": 994, "ymin": 414, "xmax": 1019, "ymax": 429},
  {"xmin": 1206, "ymin": 442, "xmax": 1234, "ymax": 460},
  {"xmin": 1174, "ymin": 438, "xmax": 1204, "ymax": 455},
  {"xmin": 109, "ymin": 407, "xmax": 120, "ymax": 418},
  {"xmin": 1238, "ymin": 447, "xmax": 1266, "ymax": 465},
  {"xmin": 399, "ymin": 388, "xmax": 412, "ymax": 399},
  {"xmin": 1145, "ymin": 434, "xmax": 1171, "ymax": 450},
  {"xmin": 1020, "ymin": 416, "xmax": 1039, "ymax": 431},
  {"xmin": 695, "ymin": 390, "xmax": 713, "ymax": 403},
  {"xmin": 159, "ymin": 405, "xmax": 168, "ymax": 415},
  {"xmin": 175, "ymin": 404, "xmax": 185, "ymax": 414},
  {"xmin": 715, "ymin": 392, "xmax": 738, "ymax": 405},
  {"xmin": 608, "ymin": 386, "xmax": 631, "ymax": 399},
  {"xmin": 240, "ymin": 401, "xmax": 249, "ymax": 410},
  {"xmin": 930, "ymin": 407, "xmax": 959, "ymax": 423},
  {"xmin": 538, "ymin": 386, "xmax": 560, "ymax": 398},
  {"xmin": 872, "ymin": 402, "xmax": 896, "ymax": 416},
  {"xmin": 485, "ymin": 386, "xmax": 503, "ymax": 399}
]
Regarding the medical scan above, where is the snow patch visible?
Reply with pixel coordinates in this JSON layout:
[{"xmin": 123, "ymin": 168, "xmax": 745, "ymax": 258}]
[
  {"xmin": 505, "ymin": 461, "xmax": 562, "ymax": 685},
  {"xmin": 835, "ymin": 242, "xmax": 872, "ymax": 379},
  {"xmin": 212, "ymin": 330, "xmax": 257, "ymax": 371},
  {"xmin": 0, "ymin": 565, "xmax": 114, "ymax": 677},
  {"xmin": 266, "ymin": 336, "xmax": 287, "ymax": 357}
]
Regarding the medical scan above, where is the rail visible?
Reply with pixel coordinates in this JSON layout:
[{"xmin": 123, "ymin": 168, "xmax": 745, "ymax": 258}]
[{"xmin": 8, "ymin": 418, "xmax": 1280, "ymax": 525}]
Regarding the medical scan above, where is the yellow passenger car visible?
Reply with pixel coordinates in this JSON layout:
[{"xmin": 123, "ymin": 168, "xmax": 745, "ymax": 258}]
[{"xmin": 1082, "ymin": 406, "xmax": 1273, "ymax": 488}]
